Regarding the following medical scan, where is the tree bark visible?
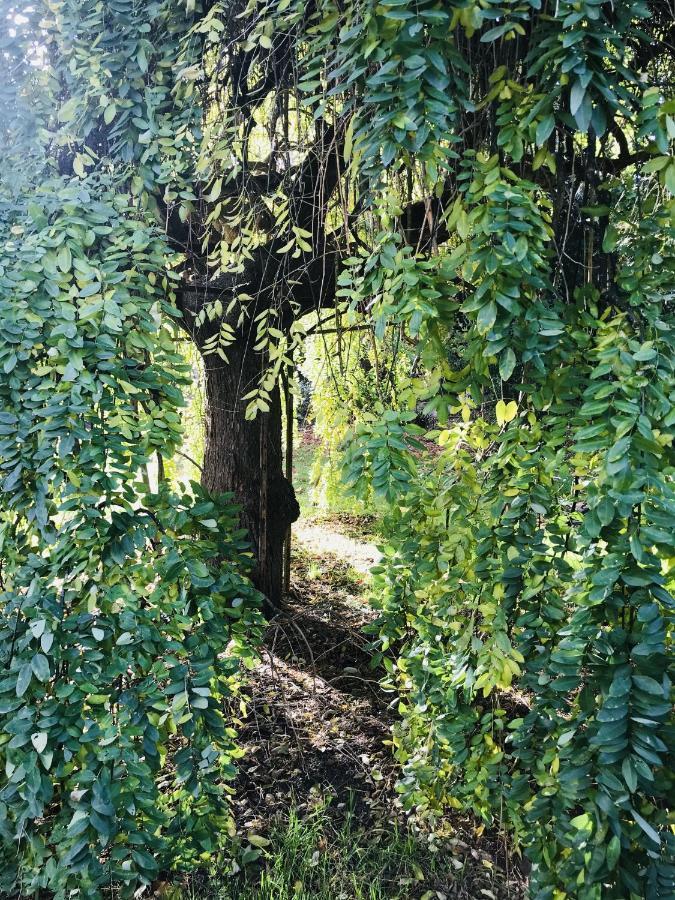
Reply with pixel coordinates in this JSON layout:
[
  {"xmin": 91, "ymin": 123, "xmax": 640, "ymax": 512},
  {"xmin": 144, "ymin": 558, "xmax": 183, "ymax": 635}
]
[{"xmin": 200, "ymin": 338, "xmax": 299, "ymax": 610}]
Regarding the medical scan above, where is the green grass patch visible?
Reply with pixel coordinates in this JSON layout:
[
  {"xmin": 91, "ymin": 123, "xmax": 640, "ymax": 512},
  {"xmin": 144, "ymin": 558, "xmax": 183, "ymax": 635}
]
[{"xmin": 184, "ymin": 803, "xmax": 454, "ymax": 900}]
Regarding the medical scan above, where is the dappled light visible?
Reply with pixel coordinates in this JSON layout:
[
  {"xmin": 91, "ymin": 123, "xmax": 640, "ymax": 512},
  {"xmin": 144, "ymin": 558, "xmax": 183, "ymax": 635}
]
[{"xmin": 0, "ymin": 1, "xmax": 673, "ymax": 899}]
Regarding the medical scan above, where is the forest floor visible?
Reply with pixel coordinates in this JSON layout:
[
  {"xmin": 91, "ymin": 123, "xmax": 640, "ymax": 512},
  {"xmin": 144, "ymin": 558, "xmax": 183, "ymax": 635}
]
[{"xmin": 175, "ymin": 431, "xmax": 526, "ymax": 899}]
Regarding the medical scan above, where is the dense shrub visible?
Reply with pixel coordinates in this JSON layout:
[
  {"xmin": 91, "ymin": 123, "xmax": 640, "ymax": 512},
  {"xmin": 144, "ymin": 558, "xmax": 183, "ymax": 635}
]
[
  {"xmin": 0, "ymin": 483, "xmax": 262, "ymax": 897},
  {"xmin": 0, "ymin": 179, "xmax": 262, "ymax": 896}
]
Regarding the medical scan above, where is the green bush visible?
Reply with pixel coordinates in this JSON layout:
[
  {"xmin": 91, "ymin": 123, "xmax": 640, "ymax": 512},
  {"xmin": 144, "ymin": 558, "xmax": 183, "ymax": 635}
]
[
  {"xmin": 351, "ymin": 211, "xmax": 675, "ymax": 897},
  {"xmin": 0, "ymin": 483, "xmax": 262, "ymax": 897},
  {"xmin": 0, "ymin": 180, "xmax": 262, "ymax": 897}
]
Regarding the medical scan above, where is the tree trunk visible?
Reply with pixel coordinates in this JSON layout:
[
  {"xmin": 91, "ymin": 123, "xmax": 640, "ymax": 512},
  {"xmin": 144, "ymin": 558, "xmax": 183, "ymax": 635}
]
[{"xmin": 200, "ymin": 340, "xmax": 299, "ymax": 610}]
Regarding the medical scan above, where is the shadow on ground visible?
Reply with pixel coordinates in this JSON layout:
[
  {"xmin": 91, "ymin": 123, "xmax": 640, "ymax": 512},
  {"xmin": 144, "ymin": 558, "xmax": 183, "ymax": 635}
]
[{"xmin": 223, "ymin": 537, "xmax": 526, "ymax": 900}]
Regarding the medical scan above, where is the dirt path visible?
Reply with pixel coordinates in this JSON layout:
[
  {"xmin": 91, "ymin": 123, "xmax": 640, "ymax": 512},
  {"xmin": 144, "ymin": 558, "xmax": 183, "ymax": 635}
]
[
  {"xmin": 232, "ymin": 534, "xmax": 524, "ymax": 899},
  {"xmin": 235, "ymin": 544, "xmax": 390, "ymax": 824},
  {"xmin": 292, "ymin": 520, "xmax": 381, "ymax": 575}
]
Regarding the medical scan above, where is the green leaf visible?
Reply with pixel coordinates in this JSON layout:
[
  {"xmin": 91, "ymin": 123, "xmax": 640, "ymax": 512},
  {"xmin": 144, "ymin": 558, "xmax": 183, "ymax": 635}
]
[
  {"xmin": 31, "ymin": 732, "xmax": 48, "ymax": 753},
  {"xmin": 665, "ymin": 162, "xmax": 675, "ymax": 195},
  {"xmin": 631, "ymin": 809, "xmax": 661, "ymax": 845},
  {"xmin": 31, "ymin": 653, "xmax": 50, "ymax": 682},
  {"xmin": 570, "ymin": 79, "xmax": 585, "ymax": 117},
  {"xmin": 596, "ymin": 496, "xmax": 614, "ymax": 527},
  {"xmin": 632, "ymin": 675, "xmax": 664, "ymax": 696},
  {"xmin": 16, "ymin": 663, "xmax": 32, "ymax": 697},
  {"xmin": 536, "ymin": 115, "xmax": 555, "ymax": 146},
  {"xmin": 58, "ymin": 97, "xmax": 78, "ymax": 123},
  {"xmin": 57, "ymin": 244, "xmax": 72, "ymax": 272},
  {"xmin": 481, "ymin": 23, "xmax": 511, "ymax": 42},
  {"xmin": 606, "ymin": 835, "xmax": 621, "ymax": 870},
  {"xmin": 476, "ymin": 301, "xmax": 497, "ymax": 333},
  {"xmin": 499, "ymin": 348, "xmax": 516, "ymax": 382},
  {"xmin": 137, "ymin": 45, "xmax": 149, "ymax": 73},
  {"xmin": 495, "ymin": 399, "xmax": 518, "ymax": 425},
  {"xmin": 570, "ymin": 813, "xmax": 592, "ymax": 833},
  {"xmin": 29, "ymin": 619, "xmax": 46, "ymax": 639},
  {"xmin": 574, "ymin": 93, "xmax": 593, "ymax": 133},
  {"xmin": 641, "ymin": 156, "xmax": 669, "ymax": 173},
  {"xmin": 248, "ymin": 833, "xmax": 271, "ymax": 848},
  {"xmin": 607, "ymin": 437, "xmax": 630, "ymax": 463},
  {"xmin": 622, "ymin": 756, "xmax": 637, "ymax": 793},
  {"xmin": 344, "ymin": 115, "xmax": 355, "ymax": 163},
  {"xmin": 131, "ymin": 848, "xmax": 159, "ymax": 872},
  {"xmin": 204, "ymin": 177, "xmax": 222, "ymax": 203},
  {"xmin": 602, "ymin": 225, "xmax": 618, "ymax": 252}
]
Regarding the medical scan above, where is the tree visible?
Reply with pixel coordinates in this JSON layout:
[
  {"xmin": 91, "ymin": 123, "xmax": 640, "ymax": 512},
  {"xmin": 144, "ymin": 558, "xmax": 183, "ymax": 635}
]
[
  {"xmin": 7, "ymin": 3, "xmax": 672, "ymax": 614},
  {"xmin": 150, "ymin": 0, "xmax": 675, "ymax": 616},
  {"xmin": 11, "ymin": 0, "xmax": 453, "ymax": 605},
  {"xmin": 1, "ymin": 0, "xmax": 674, "ymax": 896}
]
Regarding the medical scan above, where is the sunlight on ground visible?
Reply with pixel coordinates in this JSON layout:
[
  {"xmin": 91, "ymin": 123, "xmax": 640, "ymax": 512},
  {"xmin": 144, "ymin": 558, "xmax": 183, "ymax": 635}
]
[{"xmin": 293, "ymin": 520, "xmax": 381, "ymax": 575}]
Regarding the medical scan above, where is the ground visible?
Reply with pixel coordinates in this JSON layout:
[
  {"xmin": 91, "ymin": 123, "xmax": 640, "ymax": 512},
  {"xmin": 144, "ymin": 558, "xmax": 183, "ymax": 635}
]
[
  {"xmin": 169, "ymin": 430, "xmax": 526, "ymax": 899},
  {"xmin": 292, "ymin": 519, "xmax": 381, "ymax": 574}
]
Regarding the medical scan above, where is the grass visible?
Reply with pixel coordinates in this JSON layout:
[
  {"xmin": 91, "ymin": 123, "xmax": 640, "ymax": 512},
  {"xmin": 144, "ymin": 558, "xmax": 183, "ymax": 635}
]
[
  {"xmin": 185, "ymin": 800, "xmax": 453, "ymax": 900},
  {"xmin": 293, "ymin": 544, "xmax": 366, "ymax": 595}
]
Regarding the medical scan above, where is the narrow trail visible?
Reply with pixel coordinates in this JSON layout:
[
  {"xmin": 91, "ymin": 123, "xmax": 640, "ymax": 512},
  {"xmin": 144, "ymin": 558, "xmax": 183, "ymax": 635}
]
[
  {"xmin": 233, "ymin": 521, "xmax": 525, "ymax": 899},
  {"xmin": 235, "ymin": 534, "xmax": 391, "ymax": 826},
  {"xmin": 292, "ymin": 520, "xmax": 381, "ymax": 574}
]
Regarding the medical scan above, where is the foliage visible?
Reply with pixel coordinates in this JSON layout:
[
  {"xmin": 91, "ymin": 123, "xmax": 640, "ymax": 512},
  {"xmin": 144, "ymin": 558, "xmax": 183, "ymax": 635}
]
[
  {"xmin": 317, "ymin": 4, "xmax": 675, "ymax": 899},
  {"xmin": 355, "ymin": 203, "xmax": 675, "ymax": 900},
  {"xmin": 0, "ymin": 5, "xmax": 262, "ymax": 897},
  {"xmin": 301, "ymin": 324, "xmax": 414, "ymax": 513},
  {"xmin": 0, "ymin": 478, "xmax": 261, "ymax": 897},
  {"xmin": 2, "ymin": 0, "xmax": 674, "ymax": 897}
]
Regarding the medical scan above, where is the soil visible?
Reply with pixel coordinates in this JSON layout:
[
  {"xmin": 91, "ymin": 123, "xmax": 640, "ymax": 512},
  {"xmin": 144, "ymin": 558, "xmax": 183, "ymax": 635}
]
[
  {"xmin": 234, "ymin": 541, "xmax": 392, "ymax": 826},
  {"xmin": 292, "ymin": 521, "xmax": 381, "ymax": 574}
]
